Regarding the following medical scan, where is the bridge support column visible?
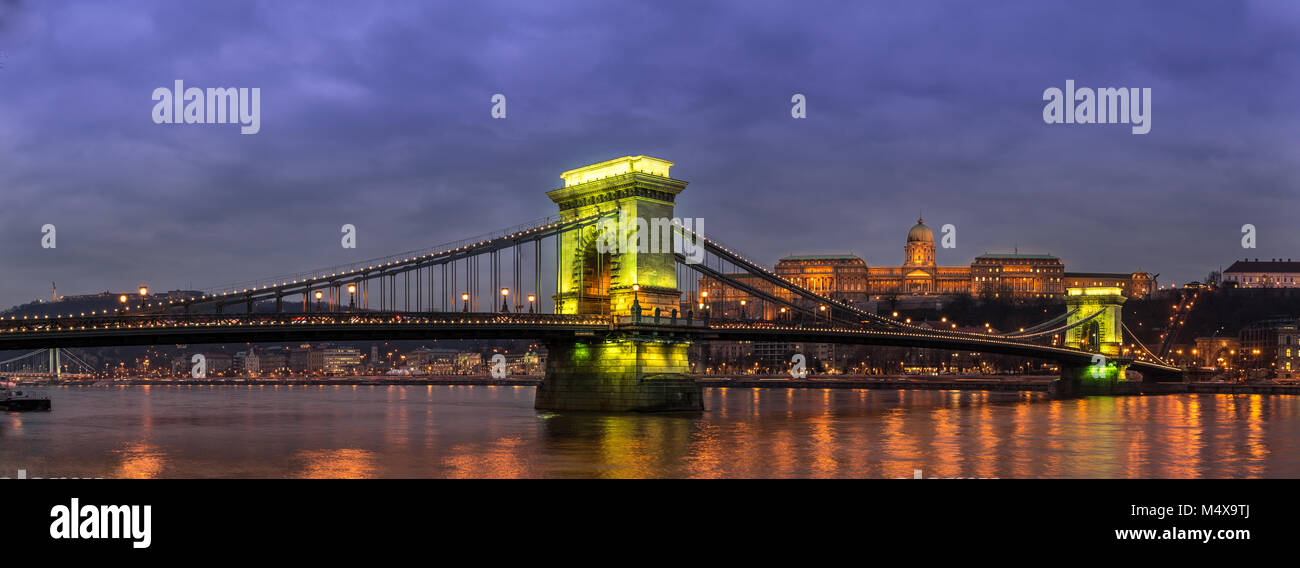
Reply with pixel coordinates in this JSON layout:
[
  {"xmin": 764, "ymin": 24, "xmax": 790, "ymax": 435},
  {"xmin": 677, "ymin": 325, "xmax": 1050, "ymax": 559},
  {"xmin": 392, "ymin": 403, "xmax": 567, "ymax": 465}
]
[
  {"xmin": 535, "ymin": 338, "xmax": 702, "ymax": 412},
  {"xmin": 1051, "ymin": 359, "xmax": 1132, "ymax": 397}
]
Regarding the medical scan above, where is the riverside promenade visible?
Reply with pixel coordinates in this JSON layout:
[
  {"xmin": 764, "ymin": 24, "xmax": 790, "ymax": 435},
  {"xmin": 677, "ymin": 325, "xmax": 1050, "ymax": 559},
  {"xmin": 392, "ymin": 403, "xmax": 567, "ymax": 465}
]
[{"xmin": 33, "ymin": 375, "xmax": 1300, "ymax": 396}]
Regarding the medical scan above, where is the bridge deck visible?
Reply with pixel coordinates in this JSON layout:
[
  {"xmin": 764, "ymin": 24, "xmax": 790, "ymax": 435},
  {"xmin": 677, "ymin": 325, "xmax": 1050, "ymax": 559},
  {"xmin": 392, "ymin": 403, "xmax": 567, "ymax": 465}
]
[{"xmin": 0, "ymin": 312, "xmax": 1180, "ymax": 376}]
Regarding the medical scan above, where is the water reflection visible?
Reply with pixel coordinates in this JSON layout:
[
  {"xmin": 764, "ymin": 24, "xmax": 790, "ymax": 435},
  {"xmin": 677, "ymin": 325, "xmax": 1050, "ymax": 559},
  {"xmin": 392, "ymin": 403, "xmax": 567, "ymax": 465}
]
[
  {"xmin": 1, "ymin": 386, "xmax": 1298, "ymax": 478},
  {"xmin": 294, "ymin": 449, "xmax": 376, "ymax": 479},
  {"xmin": 112, "ymin": 442, "xmax": 166, "ymax": 479}
]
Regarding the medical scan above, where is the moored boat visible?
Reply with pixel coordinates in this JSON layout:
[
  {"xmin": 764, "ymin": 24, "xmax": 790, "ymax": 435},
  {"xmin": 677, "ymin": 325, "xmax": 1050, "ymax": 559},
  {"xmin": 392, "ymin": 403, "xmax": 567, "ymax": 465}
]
[{"xmin": 0, "ymin": 382, "xmax": 51, "ymax": 411}]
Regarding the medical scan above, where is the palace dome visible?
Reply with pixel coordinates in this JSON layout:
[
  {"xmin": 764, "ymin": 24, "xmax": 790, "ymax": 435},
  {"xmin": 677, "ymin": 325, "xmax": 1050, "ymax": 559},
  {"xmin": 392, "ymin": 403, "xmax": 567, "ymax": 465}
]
[{"xmin": 907, "ymin": 218, "xmax": 933, "ymax": 243}]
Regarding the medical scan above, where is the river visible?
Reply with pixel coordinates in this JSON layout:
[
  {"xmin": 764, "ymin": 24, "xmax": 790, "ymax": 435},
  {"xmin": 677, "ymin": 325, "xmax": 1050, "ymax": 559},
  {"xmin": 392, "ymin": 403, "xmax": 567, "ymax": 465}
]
[{"xmin": 2, "ymin": 385, "xmax": 1297, "ymax": 478}]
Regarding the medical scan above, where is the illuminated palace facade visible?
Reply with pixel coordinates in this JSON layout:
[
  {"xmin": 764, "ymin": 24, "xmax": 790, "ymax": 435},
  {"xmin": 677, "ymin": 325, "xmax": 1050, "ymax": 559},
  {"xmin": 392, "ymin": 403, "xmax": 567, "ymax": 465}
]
[
  {"xmin": 697, "ymin": 218, "xmax": 1154, "ymax": 318},
  {"xmin": 777, "ymin": 218, "xmax": 1068, "ymax": 300}
]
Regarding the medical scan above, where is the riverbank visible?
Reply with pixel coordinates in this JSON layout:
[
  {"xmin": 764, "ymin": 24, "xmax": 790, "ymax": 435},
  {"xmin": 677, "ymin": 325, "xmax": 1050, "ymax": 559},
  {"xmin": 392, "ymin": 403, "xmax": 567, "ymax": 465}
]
[
  {"xmin": 695, "ymin": 377, "xmax": 1055, "ymax": 391},
  {"xmin": 47, "ymin": 377, "xmax": 544, "ymax": 387},
  {"xmin": 29, "ymin": 376, "xmax": 1300, "ymax": 395},
  {"xmin": 699, "ymin": 377, "xmax": 1300, "ymax": 395}
]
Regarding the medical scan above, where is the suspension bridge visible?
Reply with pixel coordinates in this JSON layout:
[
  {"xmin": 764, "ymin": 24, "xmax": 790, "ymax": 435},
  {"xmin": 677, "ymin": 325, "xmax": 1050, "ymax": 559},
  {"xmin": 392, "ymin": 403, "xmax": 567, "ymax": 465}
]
[
  {"xmin": 0, "ymin": 155, "xmax": 1180, "ymax": 410},
  {"xmin": 0, "ymin": 348, "xmax": 96, "ymax": 380}
]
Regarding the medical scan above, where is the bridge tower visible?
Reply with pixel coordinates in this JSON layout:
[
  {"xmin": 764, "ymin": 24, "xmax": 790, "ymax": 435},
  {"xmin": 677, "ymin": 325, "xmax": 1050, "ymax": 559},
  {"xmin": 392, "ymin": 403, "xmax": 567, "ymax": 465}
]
[
  {"xmin": 1056, "ymin": 286, "xmax": 1131, "ymax": 396},
  {"xmin": 536, "ymin": 156, "xmax": 702, "ymax": 411}
]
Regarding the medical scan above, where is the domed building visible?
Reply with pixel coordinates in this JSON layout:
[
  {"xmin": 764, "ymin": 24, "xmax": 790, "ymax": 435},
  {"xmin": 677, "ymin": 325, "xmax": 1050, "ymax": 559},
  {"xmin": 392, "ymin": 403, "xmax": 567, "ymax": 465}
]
[
  {"xmin": 772, "ymin": 217, "xmax": 1068, "ymax": 299},
  {"xmin": 860, "ymin": 218, "xmax": 973, "ymax": 295},
  {"xmin": 904, "ymin": 218, "xmax": 936, "ymax": 267}
]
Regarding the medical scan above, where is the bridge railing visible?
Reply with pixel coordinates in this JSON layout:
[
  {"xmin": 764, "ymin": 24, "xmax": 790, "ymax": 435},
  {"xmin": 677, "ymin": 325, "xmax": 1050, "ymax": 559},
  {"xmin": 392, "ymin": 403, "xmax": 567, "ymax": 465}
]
[{"xmin": 0, "ymin": 311, "xmax": 618, "ymax": 333}]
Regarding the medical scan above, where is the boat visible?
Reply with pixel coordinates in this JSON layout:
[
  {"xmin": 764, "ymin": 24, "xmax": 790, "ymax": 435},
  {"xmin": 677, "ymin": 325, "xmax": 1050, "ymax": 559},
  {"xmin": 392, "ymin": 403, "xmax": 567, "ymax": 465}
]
[{"xmin": 0, "ymin": 382, "xmax": 51, "ymax": 412}]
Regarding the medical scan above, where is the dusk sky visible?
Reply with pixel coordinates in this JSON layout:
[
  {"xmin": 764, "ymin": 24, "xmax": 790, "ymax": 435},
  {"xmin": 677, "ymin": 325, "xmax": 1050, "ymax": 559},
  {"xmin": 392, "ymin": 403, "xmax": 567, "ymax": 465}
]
[{"xmin": 2, "ymin": 0, "xmax": 1298, "ymax": 307}]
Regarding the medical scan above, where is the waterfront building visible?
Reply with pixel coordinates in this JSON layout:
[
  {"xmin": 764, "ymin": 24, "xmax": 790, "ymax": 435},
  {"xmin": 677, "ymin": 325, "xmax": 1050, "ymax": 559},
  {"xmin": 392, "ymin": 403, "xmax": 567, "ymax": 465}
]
[
  {"xmin": 1193, "ymin": 336, "xmax": 1242, "ymax": 369},
  {"xmin": 173, "ymin": 352, "xmax": 231, "ymax": 377},
  {"xmin": 456, "ymin": 352, "xmax": 483, "ymax": 374},
  {"xmin": 1223, "ymin": 259, "xmax": 1300, "ymax": 288},
  {"xmin": 234, "ymin": 350, "xmax": 260, "ymax": 375},
  {"xmin": 288, "ymin": 345, "xmax": 313, "ymax": 373},
  {"xmin": 1279, "ymin": 328, "xmax": 1300, "ymax": 380},
  {"xmin": 257, "ymin": 349, "xmax": 290, "ymax": 375},
  {"xmin": 320, "ymin": 347, "xmax": 362, "ymax": 375},
  {"xmin": 1238, "ymin": 318, "xmax": 1297, "ymax": 379}
]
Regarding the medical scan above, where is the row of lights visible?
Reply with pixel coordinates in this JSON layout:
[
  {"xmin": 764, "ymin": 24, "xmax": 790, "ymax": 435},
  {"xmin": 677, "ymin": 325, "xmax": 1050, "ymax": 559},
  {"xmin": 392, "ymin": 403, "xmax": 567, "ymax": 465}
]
[
  {"xmin": 101, "ymin": 214, "xmax": 596, "ymax": 316},
  {"xmin": 2, "ymin": 313, "xmax": 612, "ymax": 331}
]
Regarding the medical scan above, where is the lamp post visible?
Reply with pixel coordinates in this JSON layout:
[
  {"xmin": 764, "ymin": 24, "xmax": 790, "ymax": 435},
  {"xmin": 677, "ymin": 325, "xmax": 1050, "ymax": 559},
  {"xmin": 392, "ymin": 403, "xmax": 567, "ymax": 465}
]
[
  {"xmin": 462, "ymin": 292, "xmax": 470, "ymax": 313},
  {"xmin": 739, "ymin": 299, "xmax": 747, "ymax": 321},
  {"xmin": 138, "ymin": 285, "xmax": 148, "ymax": 311},
  {"xmin": 315, "ymin": 290, "xmax": 323, "ymax": 313},
  {"xmin": 779, "ymin": 306, "xmax": 787, "ymax": 322},
  {"xmin": 701, "ymin": 290, "xmax": 709, "ymax": 318},
  {"xmin": 500, "ymin": 288, "xmax": 510, "ymax": 313},
  {"xmin": 527, "ymin": 294, "xmax": 536, "ymax": 314},
  {"xmin": 119, "ymin": 294, "xmax": 128, "ymax": 314},
  {"xmin": 347, "ymin": 284, "xmax": 356, "ymax": 309}
]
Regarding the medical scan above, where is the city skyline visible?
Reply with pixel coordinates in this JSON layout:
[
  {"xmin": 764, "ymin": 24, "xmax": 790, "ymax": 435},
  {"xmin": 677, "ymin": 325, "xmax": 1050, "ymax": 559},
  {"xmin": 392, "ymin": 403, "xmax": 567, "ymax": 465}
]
[{"xmin": 3, "ymin": 1, "xmax": 1299, "ymax": 307}]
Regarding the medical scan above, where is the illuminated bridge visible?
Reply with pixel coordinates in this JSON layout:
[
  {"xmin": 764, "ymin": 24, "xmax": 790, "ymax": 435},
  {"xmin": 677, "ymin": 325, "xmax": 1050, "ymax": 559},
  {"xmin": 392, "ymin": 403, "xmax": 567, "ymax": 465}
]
[{"xmin": 1, "ymin": 156, "xmax": 1180, "ymax": 410}]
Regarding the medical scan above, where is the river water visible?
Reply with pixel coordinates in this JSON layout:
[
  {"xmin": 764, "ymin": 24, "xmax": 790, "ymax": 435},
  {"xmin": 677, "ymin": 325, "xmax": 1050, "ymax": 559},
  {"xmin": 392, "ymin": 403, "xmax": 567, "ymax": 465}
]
[{"xmin": 2, "ymin": 385, "xmax": 1297, "ymax": 478}]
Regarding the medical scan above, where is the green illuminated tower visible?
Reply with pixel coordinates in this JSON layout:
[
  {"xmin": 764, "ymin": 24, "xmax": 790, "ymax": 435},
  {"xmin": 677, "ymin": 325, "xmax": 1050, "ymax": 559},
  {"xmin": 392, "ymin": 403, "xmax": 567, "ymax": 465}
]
[
  {"xmin": 547, "ymin": 155, "xmax": 686, "ymax": 317},
  {"xmin": 536, "ymin": 156, "xmax": 702, "ymax": 411},
  {"xmin": 1056, "ymin": 286, "xmax": 1130, "ymax": 396},
  {"xmin": 1064, "ymin": 286, "xmax": 1126, "ymax": 356}
]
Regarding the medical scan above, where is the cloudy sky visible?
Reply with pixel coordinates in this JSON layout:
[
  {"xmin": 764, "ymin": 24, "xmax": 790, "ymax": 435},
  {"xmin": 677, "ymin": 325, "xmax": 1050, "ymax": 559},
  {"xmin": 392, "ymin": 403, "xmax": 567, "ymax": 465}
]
[{"xmin": 1, "ymin": 0, "xmax": 1298, "ymax": 307}]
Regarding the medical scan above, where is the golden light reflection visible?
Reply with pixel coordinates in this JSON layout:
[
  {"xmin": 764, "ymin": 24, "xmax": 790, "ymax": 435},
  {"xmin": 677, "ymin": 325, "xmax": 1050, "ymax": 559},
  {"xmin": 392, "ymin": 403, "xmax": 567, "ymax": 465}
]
[
  {"xmin": 293, "ymin": 449, "xmax": 377, "ymax": 479},
  {"xmin": 111, "ymin": 442, "xmax": 166, "ymax": 479}
]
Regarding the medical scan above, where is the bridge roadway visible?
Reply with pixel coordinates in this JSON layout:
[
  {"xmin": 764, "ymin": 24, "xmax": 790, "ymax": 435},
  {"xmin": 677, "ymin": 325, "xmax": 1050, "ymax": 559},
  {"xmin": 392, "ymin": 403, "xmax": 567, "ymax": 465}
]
[{"xmin": 0, "ymin": 311, "xmax": 1181, "ymax": 378}]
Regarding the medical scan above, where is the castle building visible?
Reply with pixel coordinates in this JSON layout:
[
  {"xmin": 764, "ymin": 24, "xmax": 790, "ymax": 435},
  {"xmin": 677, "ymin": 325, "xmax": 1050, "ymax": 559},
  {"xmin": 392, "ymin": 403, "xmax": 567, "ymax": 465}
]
[
  {"xmin": 778, "ymin": 218, "xmax": 1065, "ymax": 299},
  {"xmin": 697, "ymin": 217, "xmax": 1152, "ymax": 312},
  {"xmin": 773, "ymin": 255, "xmax": 869, "ymax": 303},
  {"xmin": 971, "ymin": 254, "xmax": 1065, "ymax": 299}
]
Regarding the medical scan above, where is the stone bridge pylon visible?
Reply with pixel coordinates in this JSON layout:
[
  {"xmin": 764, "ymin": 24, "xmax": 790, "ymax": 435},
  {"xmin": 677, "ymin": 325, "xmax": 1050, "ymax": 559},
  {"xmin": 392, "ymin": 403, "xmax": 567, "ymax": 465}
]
[
  {"xmin": 535, "ymin": 156, "xmax": 702, "ymax": 412},
  {"xmin": 1054, "ymin": 285, "xmax": 1132, "ymax": 396}
]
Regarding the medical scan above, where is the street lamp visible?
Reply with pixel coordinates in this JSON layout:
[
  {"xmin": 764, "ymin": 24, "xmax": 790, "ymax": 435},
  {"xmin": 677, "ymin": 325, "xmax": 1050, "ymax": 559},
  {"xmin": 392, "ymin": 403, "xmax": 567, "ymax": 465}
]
[
  {"xmin": 347, "ymin": 284, "xmax": 356, "ymax": 309},
  {"xmin": 820, "ymin": 304, "xmax": 828, "ymax": 323},
  {"xmin": 138, "ymin": 285, "xmax": 148, "ymax": 311},
  {"xmin": 779, "ymin": 306, "xmax": 787, "ymax": 322},
  {"xmin": 462, "ymin": 292, "xmax": 470, "ymax": 312},
  {"xmin": 527, "ymin": 294, "xmax": 536, "ymax": 313},
  {"xmin": 500, "ymin": 288, "xmax": 510, "ymax": 313},
  {"xmin": 119, "ymin": 294, "xmax": 128, "ymax": 314},
  {"xmin": 315, "ymin": 290, "xmax": 323, "ymax": 312},
  {"xmin": 739, "ymin": 299, "xmax": 747, "ymax": 321}
]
